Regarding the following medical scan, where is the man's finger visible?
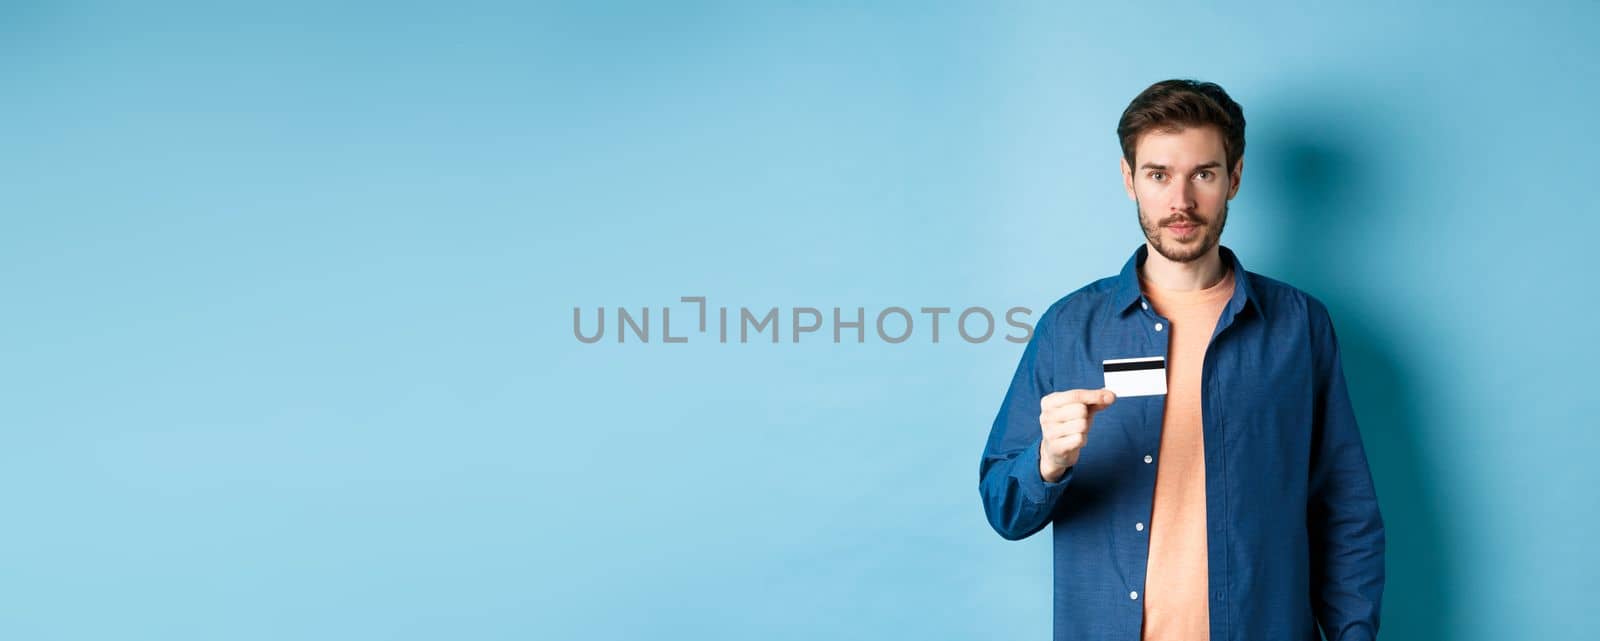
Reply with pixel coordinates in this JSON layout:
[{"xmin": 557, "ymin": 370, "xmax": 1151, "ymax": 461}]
[
  {"xmin": 1049, "ymin": 403, "xmax": 1087, "ymax": 421},
  {"xmin": 1040, "ymin": 391, "xmax": 1075, "ymax": 410},
  {"xmin": 1050, "ymin": 417, "xmax": 1089, "ymax": 437},
  {"xmin": 1086, "ymin": 388, "xmax": 1117, "ymax": 409},
  {"xmin": 1051, "ymin": 432, "xmax": 1085, "ymax": 451},
  {"xmin": 1045, "ymin": 389, "xmax": 1100, "ymax": 409}
]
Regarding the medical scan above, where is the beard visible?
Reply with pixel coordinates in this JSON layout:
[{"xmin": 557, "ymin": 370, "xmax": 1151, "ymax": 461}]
[{"xmin": 1136, "ymin": 198, "xmax": 1228, "ymax": 263}]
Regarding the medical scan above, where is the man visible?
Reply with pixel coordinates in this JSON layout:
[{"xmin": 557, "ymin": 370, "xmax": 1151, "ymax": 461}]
[{"xmin": 977, "ymin": 79, "xmax": 1384, "ymax": 641}]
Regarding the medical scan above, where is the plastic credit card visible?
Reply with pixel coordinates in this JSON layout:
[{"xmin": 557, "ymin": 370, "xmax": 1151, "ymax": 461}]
[{"xmin": 1102, "ymin": 356, "xmax": 1167, "ymax": 397}]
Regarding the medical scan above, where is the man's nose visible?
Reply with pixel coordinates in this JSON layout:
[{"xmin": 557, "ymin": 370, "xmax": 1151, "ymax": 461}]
[{"xmin": 1169, "ymin": 180, "xmax": 1196, "ymax": 213}]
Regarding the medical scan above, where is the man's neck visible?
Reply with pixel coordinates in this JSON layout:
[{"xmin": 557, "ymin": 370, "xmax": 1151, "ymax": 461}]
[{"xmin": 1139, "ymin": 242, "xmax": 1228, "ymax": 292}]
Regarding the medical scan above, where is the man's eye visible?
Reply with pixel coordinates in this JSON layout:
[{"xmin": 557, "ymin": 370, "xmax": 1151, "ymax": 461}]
[
  {"xmin": 1197, "ymin": 170, "xmax": 1212, "ymax": 180},
  {"xmin": 1149, "ymin": 172, "xmax": 1164, "ymax": 181}
]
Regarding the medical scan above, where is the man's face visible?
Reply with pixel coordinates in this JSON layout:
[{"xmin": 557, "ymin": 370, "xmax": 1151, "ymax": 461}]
[{"xmin": 1120, "ymin": 126, "xmax": 1242, "ymax": 263}]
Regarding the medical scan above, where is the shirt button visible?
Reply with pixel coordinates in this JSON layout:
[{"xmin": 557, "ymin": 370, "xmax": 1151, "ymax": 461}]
[
  {"xmin": 1154, "ymin": 322, "xmax": 1164, "ymax": 332},
  {"xmin": 1135, "ymin": 522, "xmax": 1145, "ymax": 531},
  {"xmin": 1141, "ymin": 301, "xmax": 1149, "ymax": 310},
  {"xmin": 1214, "ymin": 591, "xmax": 1224, "ymax": 600},
  {"xmin": 1144, "ymin": 454, "xmax": 1154, "ymax": 464},
  {"xmin": 1130, "ymin": 591, "xmax": 1139, "ymax": 600}
]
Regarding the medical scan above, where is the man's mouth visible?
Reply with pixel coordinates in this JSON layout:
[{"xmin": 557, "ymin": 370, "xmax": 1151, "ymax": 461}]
[{"xmin": 1167, "ymin": 222, "xmax": 1201, "ymax": 236}]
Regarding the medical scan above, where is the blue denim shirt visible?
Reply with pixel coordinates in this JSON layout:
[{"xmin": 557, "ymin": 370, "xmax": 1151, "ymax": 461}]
[{"xmin": 978, "ymin": 244, "xmax": 1384, "ymax": 641}]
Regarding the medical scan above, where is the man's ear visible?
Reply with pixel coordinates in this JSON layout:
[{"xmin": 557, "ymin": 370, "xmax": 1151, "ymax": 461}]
[
  {"xmin": 1121, "ymin": 157, "xmax": 1136, "ymax": 200},
  {"xmin": 1227, "ymin": 156, "xmax": 1244, "ymax": 200}
]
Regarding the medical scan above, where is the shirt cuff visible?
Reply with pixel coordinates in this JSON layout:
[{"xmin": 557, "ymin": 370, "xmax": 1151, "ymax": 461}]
[{"xmin": 1014, "ymin": 439, "xmax": 1074, "ymax": 505}]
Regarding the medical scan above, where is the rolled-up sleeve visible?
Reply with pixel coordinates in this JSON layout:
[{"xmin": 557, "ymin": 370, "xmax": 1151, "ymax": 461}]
[
  {"xmin": 979, "ymin": 305, "xmax": 1072, "ymax": 541},
  {"xmin": 1305, "ymin": 296, "xmax": 1387, "ymax": 641}
]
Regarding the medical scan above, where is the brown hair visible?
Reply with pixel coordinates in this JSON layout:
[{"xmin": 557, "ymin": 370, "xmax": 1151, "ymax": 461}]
[{"xmin": 1117, "ymin": 79, "xmax": 1246, "ymax": 175}]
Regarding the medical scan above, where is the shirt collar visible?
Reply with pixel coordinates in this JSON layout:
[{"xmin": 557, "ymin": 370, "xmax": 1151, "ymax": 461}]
[{"xmin": 1112, "ymin": 243, "xmax": 1264, "ymax": 320}]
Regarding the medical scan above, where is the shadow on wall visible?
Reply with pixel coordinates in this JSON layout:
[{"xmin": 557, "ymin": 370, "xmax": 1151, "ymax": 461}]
[{"xmin": 1251, "ymin": 103, "xmax": 1459, "ymax": 640}]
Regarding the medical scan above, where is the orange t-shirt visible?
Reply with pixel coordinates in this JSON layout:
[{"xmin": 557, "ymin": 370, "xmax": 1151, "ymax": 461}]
[{"xmin": 1138, "ymin": 263, "xmax": 1235, "ymax": 641}]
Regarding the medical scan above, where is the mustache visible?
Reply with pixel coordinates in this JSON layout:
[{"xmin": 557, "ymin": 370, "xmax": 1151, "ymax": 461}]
[{"xmin": 1161, "ymin": 215, "xmax": 1204, "ymax": 226}]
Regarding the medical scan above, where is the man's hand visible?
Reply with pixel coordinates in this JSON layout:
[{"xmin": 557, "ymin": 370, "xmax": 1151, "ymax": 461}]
[{"xmin": 1038, "ymin": 388, "xmax": 1117, "ymax": 482}]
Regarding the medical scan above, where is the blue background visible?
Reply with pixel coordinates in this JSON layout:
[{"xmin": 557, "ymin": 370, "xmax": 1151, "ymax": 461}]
[{"xmin": 4, "ymin": 2, "xmax": 1596, "ymax": 639}]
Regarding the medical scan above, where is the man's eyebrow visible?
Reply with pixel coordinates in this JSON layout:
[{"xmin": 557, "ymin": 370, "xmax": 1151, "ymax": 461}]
[{"xmin": 1138, "ymin": 161, "xmax": 1224, "ymax": 172}]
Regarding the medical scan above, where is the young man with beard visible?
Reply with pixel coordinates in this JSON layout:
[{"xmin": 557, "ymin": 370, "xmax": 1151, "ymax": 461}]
[{"xmin": 977, "ymin": 79, "xmax": 1385, "ymax": 641}]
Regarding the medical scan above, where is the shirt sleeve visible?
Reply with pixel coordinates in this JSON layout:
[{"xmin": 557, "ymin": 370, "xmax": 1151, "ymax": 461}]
[
  {"xmin": 1305, "ymin": 295, "xmax": 1387, "ymax": 641},
  {"xmin": 978, "ymin": 303, "xmax": 1073, "ymax": 541}
]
